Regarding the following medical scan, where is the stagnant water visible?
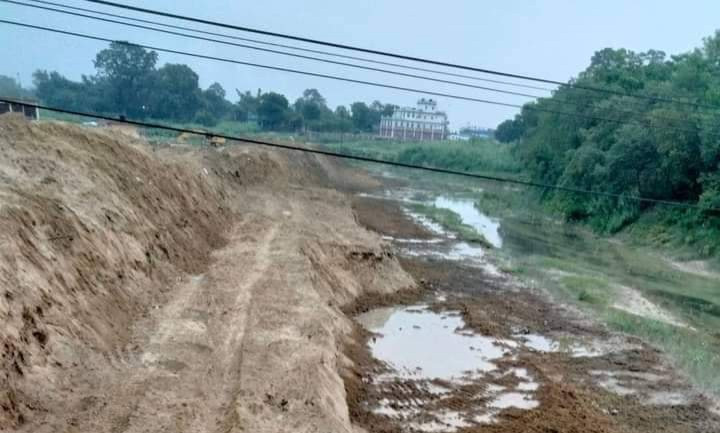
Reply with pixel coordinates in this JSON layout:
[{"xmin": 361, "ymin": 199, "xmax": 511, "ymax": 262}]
[
  {"xmin": 356, "ymin": 306, "xmax": 511, "ymax": 379},
  {"xmin": 356, "ymin": 304, "xmax": 545, "ymax": 430},
  {"xmin": 433, "ymin": 196, "xmax": 503, "ymax": 248}
]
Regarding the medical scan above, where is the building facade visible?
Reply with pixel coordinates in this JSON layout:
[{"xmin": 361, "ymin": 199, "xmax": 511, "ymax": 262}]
[
  {"xmin": 0, "ymin": 99, "xmax": 39, "ymax": 120},
  {"xmin": 378, "ymin": 98, "xmax": 448, "ymax": 141}
]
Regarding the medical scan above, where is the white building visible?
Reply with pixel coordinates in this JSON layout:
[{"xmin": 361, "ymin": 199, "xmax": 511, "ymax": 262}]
[
  {"xmin": 0, "ymin": 99, "xmax": 39, "ymax": 120},
  {"xmin": 378, "ymin": 98, "xmax": 448, "ymax": 141}
]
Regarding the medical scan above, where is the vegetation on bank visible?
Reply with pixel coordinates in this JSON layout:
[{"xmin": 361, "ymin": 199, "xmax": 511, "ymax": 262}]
[
  {"xmin": 322, "ymin": 138, "xmax": 521, "ymax": 177},
  {"xmin": 490, "ymin": 205, "xmax": 720, "ymax": 394},
  {"xmin": 494, "ymin": 31, "xmax": 720, "ymax": 252},
  {"xmin": 3, "ymin": 42, "xmax": 398, "ymax": 134}
]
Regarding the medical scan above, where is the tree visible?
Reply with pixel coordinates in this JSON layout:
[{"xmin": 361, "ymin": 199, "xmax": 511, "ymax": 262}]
[
  {"xmin": 235, "ymin": 89, "xmax": 259, "ymax": 122},
  {"xmin": 496, "ymin": 34, "xmax": 720, "ymax": 234},
  {"xmin": 32, "ymin": 70, "xmax": 87, "ymax": 110},
  {"xmin": 350, "ymin": 101, "xmax": 373, "ymax": 132},
  {"xmin": 0, "ymin": 75, "xmax": 32, "ymax": 99},
  {"xmin": 495, "ymin": 116, "xmax": 524, "ymax": 143},
  {"xmin": 257, "ymin": 92, "xmax": 290, "ymax": 130},
  {"xmin": 93, "ymin": 42, "xmax": 158, "ymax": 118},
  {"xmin": 199, "ymin": 82, "xmax": 231, "ymax": 125},
  {"xmin": 294, "ymin": 88, "xmax": 330, "ymax": 130},
  {"xmin": 146, "ymin": 64, "xmax": 201, "ymax": 122}
]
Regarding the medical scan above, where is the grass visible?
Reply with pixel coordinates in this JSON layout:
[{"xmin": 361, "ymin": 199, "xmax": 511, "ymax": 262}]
[
  {"xmin": 141, "ymin": 120, "xmax": 260, "ymax": 144},
  {"xmin": 604, "ymin": 309, "xmax": 720, "ymax": 394},
  {"xmin": 502, "ymin": 219, "xmax": 720, "ymax": 395},
  {"xmin": 321, "ymin": 137, "xmax": 521, "ymax": 177}
]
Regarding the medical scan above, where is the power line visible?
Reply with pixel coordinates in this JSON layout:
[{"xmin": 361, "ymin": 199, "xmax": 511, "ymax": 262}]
[
  {"xmin": 80, "ymin": 0, "xmax": 720, "ymax": 112},
  {"xmin": 2, "ymin": 98, "xmax": 713, "ymax": 212},
  {"xmin": 8, "ymin": 0, "xmax": 704, "ymax": 127},
  {"xmin": 22, "ymin": 0, "xmax": 555, "ymax": 93},
  {"xmin": 3, "ymin": 0, "xmax": 550, "ymax": 102},
  {"xmin": 0, "ymin": 19, "xmax": 709, "ymax": 138}
]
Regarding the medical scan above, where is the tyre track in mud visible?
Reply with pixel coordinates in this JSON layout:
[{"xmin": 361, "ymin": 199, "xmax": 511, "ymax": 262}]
[{"xmin": 35, "ymin": 216, "xmax": 283, "ymax": 433}]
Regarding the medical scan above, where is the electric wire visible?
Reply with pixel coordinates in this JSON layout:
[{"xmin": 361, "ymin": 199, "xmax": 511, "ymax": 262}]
[
  {"xmin": 3, "ymin": 98, "xmax": 714, "ymax": 212},
  {"xmin": 79, "ymin": 0, "xmax": 720, "ymax": 112},
  {"xmin": 0, "ymin": 19, "xmax": 710, "ymax": 138},
  {"xmin": 21, "ymin": 0, "xmax": 555, "ymax": 92},
  {"xmin": 6, "ymin": 0, "xmax": 706, "ymax": 126},
  {"xmin": 2, "ymin": 0, "xmax": 552, "ymax": 101}
]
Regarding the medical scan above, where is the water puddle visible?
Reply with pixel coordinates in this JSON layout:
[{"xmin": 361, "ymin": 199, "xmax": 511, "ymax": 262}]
[
  {"xmin": 516, "ymin": 333, "xmax": 605, "ymax": 358},
  {"xmin": 356, "ymin": 306, "xmax": 511, "ymax": 379},
  {"xmin": 434, "ymin": 196, "xmax": 502, "ymax": 248},
  {"xmin": 489, "ymin": 392, "xmax": 539, "ymax": 410},
  {"xmin": 356, "ymin": 305, "xmax": 544, "ymax": 430}
]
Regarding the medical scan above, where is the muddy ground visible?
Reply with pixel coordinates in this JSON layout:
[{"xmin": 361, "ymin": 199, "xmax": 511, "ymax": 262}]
[{"xmin": 345, "ymin": 196, "xmax": 720, "ymax": 433}]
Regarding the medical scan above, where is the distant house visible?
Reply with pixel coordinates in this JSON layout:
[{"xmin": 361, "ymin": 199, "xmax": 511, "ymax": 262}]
[
  {"xmin": 458, "ymin": 126, "xmax": 494, "ymax": 139},
  {"xmin": 379, "ymin": 98, "xmax": 448, "ymax": 141},
  {"xmin": 0, "ymin": 99, "xmax": 39, "ymax": 120}
]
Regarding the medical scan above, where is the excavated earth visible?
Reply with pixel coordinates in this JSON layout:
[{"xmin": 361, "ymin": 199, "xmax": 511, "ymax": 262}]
[{"xmin": 0, "ymin": 114, "xmax": 414, "ymax": 433}]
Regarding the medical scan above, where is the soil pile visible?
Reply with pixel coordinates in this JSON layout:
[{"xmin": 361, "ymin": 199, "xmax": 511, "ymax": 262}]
[
  {"xmin": 0, "ymin": 115, "xmax": 414, "ymax": 432},
  {"xmin": 0, "ymin": 115, "xmax": 231, "ymax": 428}
]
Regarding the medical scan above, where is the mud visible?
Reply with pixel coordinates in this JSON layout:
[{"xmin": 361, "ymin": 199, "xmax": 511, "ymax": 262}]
[{"xmin": 346, "ymin": 195, "xmax": 720, "ymax": 433}]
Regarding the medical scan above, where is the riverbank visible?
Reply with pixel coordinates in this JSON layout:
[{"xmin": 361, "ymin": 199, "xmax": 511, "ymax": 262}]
[{"xmin": 345, "ymin": 194, "xmax": 720, "ymax": 432}]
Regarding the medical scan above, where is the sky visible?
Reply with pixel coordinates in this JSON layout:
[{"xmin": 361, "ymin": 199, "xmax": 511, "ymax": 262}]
[{"xmin": 1, "ymin": 0, "xmax": 719, "ymax": 129}]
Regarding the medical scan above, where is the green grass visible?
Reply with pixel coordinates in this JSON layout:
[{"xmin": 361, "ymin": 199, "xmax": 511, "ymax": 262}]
[
  {"xmin": 39, "ymin": 109, "xmax": 97, "ymax": 124},
  {"xmin": 321, "ymin": 138, "xmax": 521, "ymax": 177},
  {"xmin": 141, "ymin": 120, "xmax": 260, "ymax": 144},
  {"xmin": 605, "ymin": 309, "xmax": 720, "ymax": 394}
]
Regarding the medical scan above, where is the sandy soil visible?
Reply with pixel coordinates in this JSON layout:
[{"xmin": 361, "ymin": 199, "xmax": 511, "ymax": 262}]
[
  {"xmin": 0, "ymin": 115, "xmax": 414, "ymax": 432},
  {"xmin": 347, "ymin": 197, "xmax": 720, "ymax": 433}
]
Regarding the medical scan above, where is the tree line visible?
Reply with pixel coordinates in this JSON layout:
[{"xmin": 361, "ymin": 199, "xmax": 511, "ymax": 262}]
[
  {"xmin": 7, "ymin": 41, "xmax": 398, "ymax": 131},
  {"xmin": 495, "ymin": 31, "xmax": 720, "ymax": 236}
]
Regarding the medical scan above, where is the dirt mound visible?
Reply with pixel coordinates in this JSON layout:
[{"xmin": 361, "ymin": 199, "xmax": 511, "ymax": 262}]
[
  {"xmin": 0, "ymin": 115, "xmax": 415, "ymax": 432},
  {"xmin": 0, "ymin": 115, "xmax": 232, "ymax": 428}
]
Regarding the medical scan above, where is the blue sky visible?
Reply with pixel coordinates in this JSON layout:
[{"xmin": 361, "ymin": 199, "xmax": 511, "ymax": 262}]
[{"xmin": 1, "ymin": 0, "xmax": 719, "ymax": 128}]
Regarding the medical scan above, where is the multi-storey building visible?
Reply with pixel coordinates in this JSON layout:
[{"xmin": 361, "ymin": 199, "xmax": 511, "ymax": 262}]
[{"xmin": 378, "ymin": 98, "xmax": 448, "ymax": 141}]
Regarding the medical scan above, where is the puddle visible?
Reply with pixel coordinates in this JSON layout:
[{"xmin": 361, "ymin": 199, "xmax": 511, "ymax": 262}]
[
  {"xmin": 406, "ymin": 211, "xmax": 451, "ymax": 237},
  {"xmin": 489, "ymin": 392, "xmax": 539, "ymax": 410},
  {"xmin": 434, "ymin": 196, "xmax": 502, "ymax": 248},
  {"xmin": 356, "ymin": 305, "xmax": 547, "ymax": 430},
  {"xmin": 356, "ymin": 306, "xmax": 511, "ymax": 379},
  {"xmin": 382, "ymin": 235, "xmax": 444, "ymax": 244},
  {"xmin": 516, "ymin": 333, "xmax": 605, "ymax": 358}
]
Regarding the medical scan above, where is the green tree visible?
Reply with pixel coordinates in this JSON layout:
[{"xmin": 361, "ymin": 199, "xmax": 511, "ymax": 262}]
[
  {"xmin": 495, "ymin": 116, "xmax": 525, "ymax": 143},
  {"xmin": 257, "ymin": 92, "xmax": 290, "ymax": 130},
  {"xmin": 146, "ymin": 64, "xmax": 201, "ymax": 122},
  {"xmin": 350, "ymin": 101, "xmax": 373, "ymax": 131},
  {"xmin": 0, "ymin": 75, "xmax": 33, "ymax": 99},
  {"xmin": 94, "ymin": 42, "xmax": 158, "ymax": 118},
  {"xmin": 32, "ymin": 70, "xmax": 87, "ymax": 110}
]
